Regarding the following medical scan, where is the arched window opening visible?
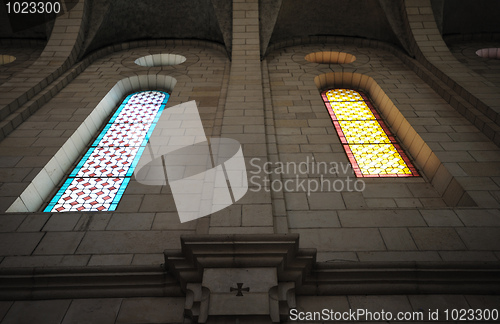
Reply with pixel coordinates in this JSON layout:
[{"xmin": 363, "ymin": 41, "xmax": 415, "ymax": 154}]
[
  {"xmin": 322, "ymin": 89, "xmax": 418, "ymax": 177},
  {"xmin": 0, "ymin": 55, "xmax": 16, "ymax": 65},
  {"xmin": 44, "ymin": 90, "xmax": 170, "ymax": 212}
]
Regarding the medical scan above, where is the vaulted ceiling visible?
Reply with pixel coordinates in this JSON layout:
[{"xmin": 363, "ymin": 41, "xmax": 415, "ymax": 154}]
[{"xmin": 1, "ymin": 0, "xmax": 499, "ymax": 59}]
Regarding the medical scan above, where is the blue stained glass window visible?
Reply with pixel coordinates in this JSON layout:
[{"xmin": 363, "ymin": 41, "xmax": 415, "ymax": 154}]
[{"xmin": 44, "ymin": 90, "xmax": 170, "ymax": 212}]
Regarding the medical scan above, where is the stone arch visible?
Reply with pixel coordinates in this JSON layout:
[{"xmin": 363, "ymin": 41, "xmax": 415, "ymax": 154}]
[{"xmin": 314, "ymin": 71, "xmax": 474, "ymax": 206}]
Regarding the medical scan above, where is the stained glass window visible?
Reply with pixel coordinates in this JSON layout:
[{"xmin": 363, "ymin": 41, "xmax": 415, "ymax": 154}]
[
  {"xmin": 322, "ymin": 89, "xmax": 418, "ymax": 177},
  {"xmin": 44, "ymin": 90, "xmax": 170, "ymax": 212}
]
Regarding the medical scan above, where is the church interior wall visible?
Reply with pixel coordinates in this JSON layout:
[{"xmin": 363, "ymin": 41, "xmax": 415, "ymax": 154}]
[{"xmin": 0, "ymin": 0, "xmax": 499, "ymax": 322}]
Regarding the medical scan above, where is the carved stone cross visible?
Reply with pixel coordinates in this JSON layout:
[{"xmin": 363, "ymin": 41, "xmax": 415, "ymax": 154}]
[{"xmin": 230, "ymin": 282, "xmax": 250, "ymax": 296}]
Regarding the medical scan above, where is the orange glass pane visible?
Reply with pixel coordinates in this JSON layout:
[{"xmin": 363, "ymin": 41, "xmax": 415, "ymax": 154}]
[{"xmin": 322, "ymin": 89, "xmax": 418, "ymax": 177}]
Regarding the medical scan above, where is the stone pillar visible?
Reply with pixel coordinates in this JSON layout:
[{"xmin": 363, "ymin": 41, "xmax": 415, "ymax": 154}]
[
  {"xmin": 209, "ymin": 0, "xmax": 274, "ymax": 233},
  {"xmin": 403, "ymin": 0, "xmax": 500, "ymax": 146},
  {"xmin": 0, "ymin": 0, "xmax": 88, "ymax": 140}
]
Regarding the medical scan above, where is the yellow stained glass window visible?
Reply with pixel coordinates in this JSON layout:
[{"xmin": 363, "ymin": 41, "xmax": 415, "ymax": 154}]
[{"xmin": 322, "ymin": 89, "xmax": 418, "ymax": 177}]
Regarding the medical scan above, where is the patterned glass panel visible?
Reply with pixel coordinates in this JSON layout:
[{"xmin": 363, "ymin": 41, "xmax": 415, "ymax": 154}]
[
  {"xmin": 322, "ymin": 89, "xmax": 418, "ymax": 177},
  {"xmin": 45, "ymin": 91, "xmax": 170, "ymax": 212},
  {"xmin": 338, "ymin": 120, "xmax": 391, "ymax": 144}
]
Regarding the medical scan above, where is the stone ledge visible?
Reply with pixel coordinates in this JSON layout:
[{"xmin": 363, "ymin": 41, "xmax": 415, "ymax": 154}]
[
  {"xmin": 0, "ymin": 265, "xmax": 182, "ymax": 300},
  {"xmin": 1, "ymin": 247, "xmax": 498, "ymax": 300},
  {"xmin": 302, "ymin": 261, "xmax": 500, "ymax": 295}
]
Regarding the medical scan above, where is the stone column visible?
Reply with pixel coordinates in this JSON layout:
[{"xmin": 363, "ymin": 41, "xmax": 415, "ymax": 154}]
[
  {"xmin": 0, "ymin": 0, "xmax": 88, "ymax": 140},
  {"xmin": 403, "ymin": 0, "xmax": 500, "ymax": 146},
  {"xmin": 209, "ymin": 0, "xmax": 274, "ymax": 233}
]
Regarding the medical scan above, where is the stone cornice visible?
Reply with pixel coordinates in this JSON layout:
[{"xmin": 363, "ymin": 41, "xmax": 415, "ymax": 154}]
[
  {"xmin": 0, "ymin": 265, "xmax": 182, "ymax": 300},
  {"xmin": 302, "ymin": 261, "xmax": 500, "ymax": 295},
  {"xmin": 1, "ymin": 235, "xmax": 499, "ymax": 301}
]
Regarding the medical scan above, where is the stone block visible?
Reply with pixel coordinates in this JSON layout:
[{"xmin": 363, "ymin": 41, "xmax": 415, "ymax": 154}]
[
  {"xmin": 43, "ymin": 213, "xmax": 81, "ymax": 231},
  {"xmin": 0, "ymin": 233, "xmax": 44, "ymax": 256},
  {"xmin": 74, "ymin": 214, "xmax": 111, "ymax": 231},
  {"xmin": 339, "ymin": 210, "xmax": 425, "ymax": 227},
  {"xmin": 455, "ymin": 209, "xmax": 500, "ymax": 226},
  {"xmin": 456, "ymin": 228, "xmax": 500, "ymax": 250},
  {"xmin": 152, "ymin": 212, "xmax": 198, "ymax": 230},
  {"xmin": 341, "ymin": 192, "xmax": 366, "ymax": 209},
  {"xmin": 288, "ymin": 211, "xmax": 340, "ymax": 228},
  {"xmin": 76, "ymin": 231, "xmax": 190, "ymax": 254},
  {"xmin": 1, "ymin": 255, "xmax": 63, "ymax": 267},
  {"xmin": 62, "ymin": 299, "xmax": 122, "ymax": 324},
  {"xmin": 242, "ymin": 204, "xmax": 273, "ymax": 226},
  {"xmin": 348, "ymin": 295, "xmax": 413, "ymax": 316},
  {"xmin": 106, "ymin": 213, "xmax": 154, "ymax": 231},
  {"xmin": 88, "ymin": 254, "xmax": 133, "ymax": 266},
  {"xmin": 209, "ymin": 226, "xmax": 274, "ymax": 234},
  {"xmin": 116, "ymin": 298, "xmax": 185, "ymax": 324},
  {"xmin": 365, "ymin": 198, "xmax": 397, "ymax": 208},
  {"xmin": 420, "ymin": 210, "xmax": 463, "ymax": 226},
  {"xmin": 295, "ymin": 296, "xmax": 350, "ymax": 313},
  {"xmin": 0, "ymin": 215, "xmax": 24, "ymax": 232},
  {"xmin": 284, "ymin": 193, "xmax": 309, "ymax": 210},
  {"xmin": 17, "ymin": 214, "xmax": 50, "ymax": 232},
  {"xmin": 408, "ymin": 295, "xmax": 469, "ymax": 320},
  {"xmin": 395, "ymin": 198, "xmax": 424, "ymax": 208},
  {"xmin": 407, "ymin": 183, "xmax": 441, "ymax": 198},
  {"xmin": 410, "ymin": 228, "xmax": 466, "ymax": 250},
  {"xmin": 293, "ymin": 228, "xmax": 385, "ymax": 251},
  {"xmin": 466, "ymin": 295, "xmax": 500, "ymax": 309},
  {"xmin": 357, "ymin": 251, "xmax": 441, "ymax": 262},
  {"xmin": 361, "ymin": 183, "xmax": 413, "ymax": 198},
  {"xmin": 1, "ymin": 300, "xmax": 71, "ymax": 324},
  {"xmin": 380, "ymin": 228, "xmax": 418, "ymax": 250},
  {"xmin": 131, "ymin": 253, "xmax": 164, "ymax": 266},
  {"xmin": 439, "ymin": 251, "xmax": 498, "ymax": 261},
  {"xmin": 307, "ymin": 192, "xmax": 345, "ymax": 210},
  {"xmin": 139, "ymin": 194, "xmax": 177, "ymax": 212},
  {"xmin": 34, "ymin": 232, "xmax": 85, "ymax": 255},
  {"xmin": 59, "ymin": 255, "xmax": 90, "ymax": 266}
]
